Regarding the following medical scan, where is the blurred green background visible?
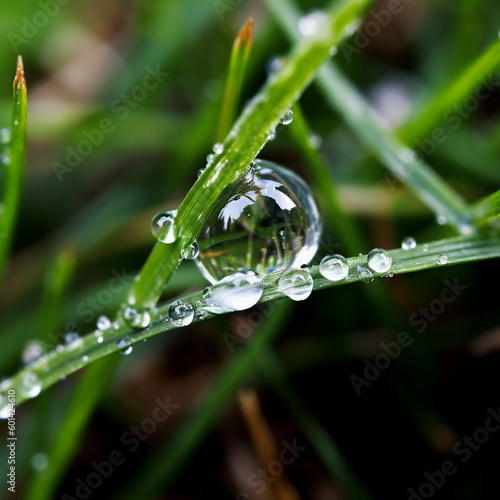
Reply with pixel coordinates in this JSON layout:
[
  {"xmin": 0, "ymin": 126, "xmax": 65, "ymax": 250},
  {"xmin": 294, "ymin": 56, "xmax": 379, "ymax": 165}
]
[{"xmin": 1, "ymin": 0, "xmax": 500, "ymax": 499}]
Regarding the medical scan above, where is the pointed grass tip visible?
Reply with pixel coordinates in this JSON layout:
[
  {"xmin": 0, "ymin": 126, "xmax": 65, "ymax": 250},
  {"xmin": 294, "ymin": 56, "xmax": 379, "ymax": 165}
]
[
  {"xmin": 235, "ymin": 17, "xmax": 254, "ymax": 49},
  {"xmin": 14, "ymin": 55, "xmax": 27, "ymax": 93}
]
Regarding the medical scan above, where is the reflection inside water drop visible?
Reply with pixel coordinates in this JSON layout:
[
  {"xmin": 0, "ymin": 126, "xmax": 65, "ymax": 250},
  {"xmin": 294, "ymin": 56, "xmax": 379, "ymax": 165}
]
[{"xmin": 195, "ymin": 160, "xmax": 321, "ymax": 284}]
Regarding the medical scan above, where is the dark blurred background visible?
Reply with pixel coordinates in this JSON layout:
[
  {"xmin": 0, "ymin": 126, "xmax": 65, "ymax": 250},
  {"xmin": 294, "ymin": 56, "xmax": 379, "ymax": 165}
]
[{"xmin": 1, "ymin": 0, "xmax": 500, "ymax": 499}]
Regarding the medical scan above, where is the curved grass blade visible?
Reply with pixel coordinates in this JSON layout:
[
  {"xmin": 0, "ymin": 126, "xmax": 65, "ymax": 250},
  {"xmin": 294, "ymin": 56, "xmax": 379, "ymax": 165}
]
[
  {"xmin": 2, "ymin": 232, "xmax": 500, "ymax": 408},
  {"xmin": 0, "ymin": 56, "xmax": 27, "ymax": 290},
  {"xmin": 217, "ymin": 18, "xmax": 254, "ymax": 141}
]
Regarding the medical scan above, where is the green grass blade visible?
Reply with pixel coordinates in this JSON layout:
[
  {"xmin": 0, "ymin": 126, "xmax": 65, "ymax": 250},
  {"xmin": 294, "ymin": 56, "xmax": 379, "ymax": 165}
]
[
  {"xmin": 398, "ymin": 37, "xmax": 500, "ymax": 144},
  {"xmin": 39, "ymin": 245, "xmax": 77, "ymax": 337},
  {"xmin": 263, "ymin": 0, "xmax": 473, "ymax": 233},
  {"xmin": 257, "ymin": 348, "xmax": 374, "ymax": 500},
  {"xmin": 127, "ymin": 0, "xmax": 373, "ymax": 310},
  {"xmin": 0, "ymin": 56, "xmax": 27, "ymax": 289},
  {"xmin": 217, "ymin": 18, "xmax": 254, "ymax": 141},
  {"xmin": 470, "ymin": 189, "xmax": 500, "ymax": 225},
  {"xmin": 289, "ymin": 103, "xmax": 365, "ymax": 253},
  {"xmin": 112, "ymin": 301, "xmax": 292, "ymax": 500},
  {"xmin": 24, "ymin": 358, "xmax": 119, "ymax": 500},
  {"xmin": 3, "ymin": 232, "xmax": 500, "ymax": 407}
]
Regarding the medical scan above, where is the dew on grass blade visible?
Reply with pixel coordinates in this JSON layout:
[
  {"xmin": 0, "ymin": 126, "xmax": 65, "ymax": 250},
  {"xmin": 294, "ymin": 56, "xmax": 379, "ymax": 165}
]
[
  {"xmin": 97, "ymin": 315, "xmax": 111, "ymax": 331},
  {"xmin": 151, "ymin": 210, "xmax": 177, "ymax": 244},
  {"xmin": 64, "ymin": 333, "xmax": 82, "ymax": 349},
  {"xmin": 0, "ymin": 128, "xmax": 10, "ymax": 144},
  {"xmin": 203, "ymin": 271, "xmax": 263, "ymax": 313},
  {"xmin": 319, "ymin": 254, "xmax": 348, "ymax": 281},
  {"xmin": 168, "ymin": 300, "xmax": 194, "ymax": 327},
  {"xmin": 123, "ymin": 306, "xmax": 150, "ymax": 329},
  {"xmin": 196, "ymin": 160, "xmax": 321, "ymax": 284},
  {"xmin": 279, "ymin": 109, "xmax": 294, "ymax": 125},
  {"xmin": 278, "ymin": 268, "xmax": 313, "ymax": 301},
  {"xmin": 22, "ymin": 340, "xmax": 44, "ymax": 365},
  {"xmin": 213, "ymin": 142, "xmax": 224, "ymax": 155},
  {"xmin": 181, "ymin": 240, "xmax": 199, "ymax": 260},
  {"xmin": 22, "ymin": 373, "xmax": 41, "ymax": 398},
  {"xmin": 116, "ymin": 338, "xmax": 133, "ymax": 355},
  {"xmin": 357, "ymin": 265, "xmax": 374, "ymax": 283},
  {"xmin": 402, "ymin": 237, "xmax": 417, "ymax": 250},
  {"xmin": 367, "ymin": 248, "xmax": 392, "ymax": 273},
  {"xmin": 298, "ymin": 11, "xmax": 329, "ymax": 37},
  {"xmin": 437, "ymin": 254, "xmax": 448, "ymax": 265}
]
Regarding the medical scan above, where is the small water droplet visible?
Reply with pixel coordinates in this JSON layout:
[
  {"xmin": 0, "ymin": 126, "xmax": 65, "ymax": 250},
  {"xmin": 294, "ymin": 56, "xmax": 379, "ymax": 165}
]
[
  {"xmin": 279, "ymin": 109, "xmax": 294, "ymax": 125},
  {"xmin": 1, "ymin": 155, "xmax": 10, "ymax": 165},
  {"xmin": 367, "ymin": 248, "xmax": 392, "ymax": 273},
  {"xmin": 436, "ymin": 214, "xmax": 447, "ymax": 225},
  {"xmin": 203, "ymin": 271, "xmax": 264, "ymax": 313},
  {"xmin": 116, "ymin": 338, "xmax": 133, "ymax": 355},
  {"xmin": 319, "ymin": 254, "xmax": 349, "ymax": 281},
  {"xmin": 213, "ymin": 142, "xmax": 224, "ymax": 155},
  {"xmin": 0, "ymin": 395, "xmax": 12, "ymax": 419},
  {"xmin": 97, "ymin": 336, "xmax": 104, "ymax": 343},
  {"xmin": 151, "ymin": 210, "xmax": 177, "ymax": 244},
  {"xmin": 22, "ymin": 340, "xmax": 44, "ymax": 365},
  {"xmin": 64, "ymin": 333, "xmax": 82, "ymax": 349},
  {"xmin": 206, "ymin": 153, "xmax": 215, "ymax": 164},
  {"xmin": 22, "ymin": 373, "xmax": 41, "ymax": 398},
  {"xmin": 401, "ymin": 236, "xmax": 417, "ymax": 250},
  {"xmin": 123, "ymin": 306, "xmax": 151, "ymax": 329},
  {"xmin": 181, "ymin": 240, "xmax": 199, "ymax": 260},
  {"xmin": 308, "ymin": 133, "xmax": 322, "ymax": 149},
  {"xmin": 0, "ymin": 128, "xmax": 10, "ymax": 144},
  {"xmin": 31, "ymin": 452, "xmax": 48, "ymax": 471},
  {"xmin": 329, "ymin": 46, "xmax": 338, "ymax": 56},
  {"xmin": 437, "ymin": 254, "xmax": 448, "ymax": 265},
  {"xmin": 423, "ymin": 244, "xmax": 429, "ymax": 252},
  {"xmin": 298, "ymin": 11, "xmax": 329, "ymax": 37},
  {"xmin": 97, "ymin": 315, "xmax": 111, "ymax": 331},
  {"xmin": 82, "ymin": 355, "xmax": 89, "ymax": 362},
  {"xmin": 168, "ymin": 300, "xmax": 194, "ymax": 326},
  {"xmin": 197, "ymin": 167, "xmax": 206, "ymax": 178},
  {"xmin": 267, "ymin": 129, "xmax": 277, "ymax": 141},
  {"xmin": 357, "ymin": 265, "xmax": 374, "ymax": 283},
  {"xmin": 278, "ymin": 268, "xmax": 313, "ymax": 301},
  {"xmin": 266, "ymin": 56, "xmax": 284, "ymax": 75}
]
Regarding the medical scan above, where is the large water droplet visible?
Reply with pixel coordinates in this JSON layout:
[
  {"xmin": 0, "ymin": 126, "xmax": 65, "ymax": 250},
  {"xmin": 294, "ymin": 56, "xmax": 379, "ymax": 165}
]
[
  {"xmin": 279, "ymin": 109, "xmax": 294, "ymax": 125},
  {"xmin": 195, "ymin": 160, "xmax": 321, "ymax": 283},
  {"xmin": 123, "ymin": 306, "xmax": 151, "ymax": 329},
  {"xmin": 437, "ymin": 254, "xmax": 448, "ymax": 265},
  {"xmin": 278, "ymin": 268, "xmax": 313, "ymax": 301},
  {"xmin": 401, "ymin": 237, "xmax": 417, "ymax": 250},
  {"xmin": 319, "ymin": 254, "xmax": 349, "ymax": 281},
  {"xmin": 116, "ymin": 338, "xmax": 133, "ymax": 355},
  {"xmin": 22, "ymin": 373, "xmax": 41, "ymax": 398},
  {"xmin": 367, "ymin": 248, "xmax": 392, "ymax": 273},
  {"xmin": 298, "ymin": 11, "xmax": 329, "ymax": 37},
  {"xmin": 181, "ymin": 240, "xmax": 199, "ymax": 260},
  {"xmin": 203, "ymin": 271, "xmax": 264, "ymax": 313},
  {"xmin": 22, "ymin": 340, "xmax": 44, "ymax": 365},
  {"xmin": 151, "ymin": 210, "xmax": 177, "ymax": 244},
  {"xmin": 168, "ymin": 300, "xmax": 194, "ymax": 326}
]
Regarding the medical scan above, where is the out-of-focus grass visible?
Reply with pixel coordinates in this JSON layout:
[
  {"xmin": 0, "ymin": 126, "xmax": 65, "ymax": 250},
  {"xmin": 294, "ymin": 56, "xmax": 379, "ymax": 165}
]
[{"xmin": 1, "ymin": 0, "xmax": 500, "ymax": 499}]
